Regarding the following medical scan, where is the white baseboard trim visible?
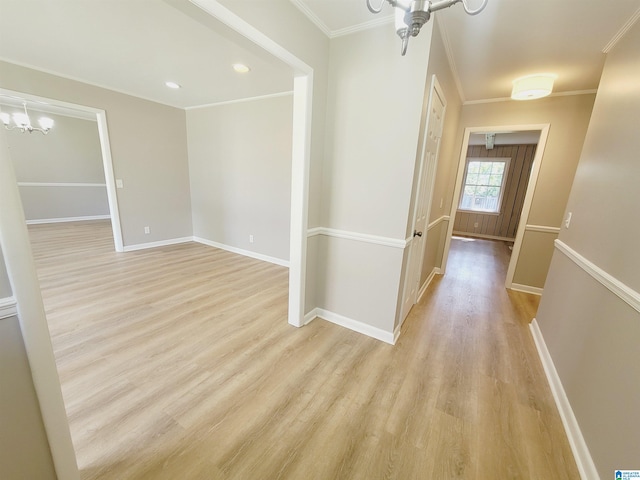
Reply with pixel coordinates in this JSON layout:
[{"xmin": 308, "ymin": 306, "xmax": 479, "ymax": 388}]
[
  {"xmin": 417, "ymin": 267, "xmax": 441, "ymax": 303},
  {"xmin": 529, "ymin": 319, "xmax": 600, "ymax": 480},
  {"xmin": 0, "ymin": 296, "xmax": 18, "ymax": 320},
  {"xmin": 303, "ymin": 309, "xmax": 317, "ymax": 326},
  {"xmin": 123, "ymin": 237, "xmax": 193, "ymax": 252},
  {"xmin": 392, "ymin": 321, "xmax": 402, "ymax": 344},
  {"xmin": 510, "ymin": 283, "xmax": 543, "ymax": 296},
  {"xmin": 306, "ymin": 227, "xmax": 407, "ymax": 249},
  {"xmin": 305, "ymin": 307, "xmax": 396, "ymax": 345},
  {"xmin": 26, "ymin": 215, "xmax": 111, "ymax": 225},
  {"xmin": 193, "ymin": 236, "xmax": 289, "ymax": 268},
  {"xmin": 555, "ymin": 239, "xmax": 640, "ymax": 314}
]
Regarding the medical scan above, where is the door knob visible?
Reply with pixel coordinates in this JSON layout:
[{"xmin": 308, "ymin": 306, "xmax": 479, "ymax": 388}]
[{"xmin": 413, "ymin": 230, "xmax": 423, "ymax": 237}]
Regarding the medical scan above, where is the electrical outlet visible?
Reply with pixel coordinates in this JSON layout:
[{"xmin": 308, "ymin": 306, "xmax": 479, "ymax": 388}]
[
  {"xmin": 474, "ymin": 222, "xmax": 479, "ymax": 228},
  {"xmin": 249, "ymin": 234, "xmax": 254, "ymax": 243},
  {"xmin": 144, "ymin": 226, "xmax": 150, "ymax": 234},
  {"xmin": 116, "ymin": 179, "xmax": 124, "ymax": 189}
]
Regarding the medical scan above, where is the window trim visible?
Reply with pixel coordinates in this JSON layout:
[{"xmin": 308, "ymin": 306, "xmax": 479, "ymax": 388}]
[{"xmin": 457, "ymin": 157, "xmax": 511, "ymax": 215}]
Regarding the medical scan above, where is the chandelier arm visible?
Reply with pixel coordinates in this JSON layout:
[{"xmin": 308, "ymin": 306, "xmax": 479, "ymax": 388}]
[
  {"xmin": 366, "ymin": 0, "xmax": 405, "ymax": 14},
  {"xmin": 400, "ymin": 35, "xmax": 409, "ymax": 56},
  {"xmin": 366, "ymin": 0, "xmax": 387, "ymax": 14},
  {"xmin": 429, "ymin": 0, "xmax": 462, "ymax": 13},
  {"xmin": 461, "ymin": 0, "xmax": 488, "ymax": 15}
]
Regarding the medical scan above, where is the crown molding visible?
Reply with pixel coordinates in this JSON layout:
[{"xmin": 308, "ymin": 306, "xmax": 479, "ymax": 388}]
[
  {"xmin": 330, "ymin": 15, "xmax": 394, "ymax": 38},
  {"xmin": 289, "ymin": 0, "xmax": 393, "ymax": 39},
  {"xmin": 435, "ymin": 16, "xmax": 466, "ymax": 103},
  {"xmin": 289, "ymin": 0, "xmax": 332, "ymax": 37},
  {"xmin": 602, "ymin": 6, "xmax": 640, "ymax": 53},
  {"xmin": 0, "ymin": 57, "xmax": 183, "ymax": 109},
  {"xmin": 462, "ymin": 89, "xmax": 598, "ymax": 106}
]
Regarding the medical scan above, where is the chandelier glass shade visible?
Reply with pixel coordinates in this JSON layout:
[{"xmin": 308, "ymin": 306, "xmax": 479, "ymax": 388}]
[{"xmin": 1, "ymin": 103, "xmax": 54, "ymax": 134}]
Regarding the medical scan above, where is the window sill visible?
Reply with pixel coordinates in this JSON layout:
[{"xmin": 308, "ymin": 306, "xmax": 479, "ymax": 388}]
[{"xmin": 457, "ymin": 209, "xmax": 501, "ymax": 216}]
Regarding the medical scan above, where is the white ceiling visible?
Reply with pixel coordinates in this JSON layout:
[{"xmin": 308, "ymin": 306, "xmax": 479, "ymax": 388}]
[
  {"xmin": 0, "ymin": 0, "xmax": 294, "ymax": 109},
  {"xmin": 293, "ymin": 0, "xmax": 640, "ymax": 101},
  {"xmin": 0, "ymin": 0, "xmax": 639, "ymax": 109}
]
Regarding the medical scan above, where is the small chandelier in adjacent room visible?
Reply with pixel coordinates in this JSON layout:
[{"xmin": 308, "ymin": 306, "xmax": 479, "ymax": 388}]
[
  {"xmin": 366, "ymin": 0, "xmax": 488, "ymax": 55},
  {"xmin": 0, "ymin": 102, "xmax": 54, "ymax": 134},
  {"xmin": 511, "ymin": 74, "xmax": 557, "ymax": 100}
]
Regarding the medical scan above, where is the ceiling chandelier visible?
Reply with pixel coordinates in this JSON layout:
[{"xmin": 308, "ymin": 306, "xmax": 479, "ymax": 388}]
[
  {"xmin": 0, "ymin": 102, "xmax": 54, "ymax": 135},
  {"xmin": 367, "ymin": 0, "xmax": 488, "ymax": 55}
]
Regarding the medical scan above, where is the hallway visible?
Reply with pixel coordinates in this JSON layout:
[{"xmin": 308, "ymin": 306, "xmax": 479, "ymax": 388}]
[
  {"xmin": 30, "ymin": 223, "xmax": 579, "ymax": 479},
  {"xmin": 397, "ymin": 235, "xmax": 577, "ymax": 478}
]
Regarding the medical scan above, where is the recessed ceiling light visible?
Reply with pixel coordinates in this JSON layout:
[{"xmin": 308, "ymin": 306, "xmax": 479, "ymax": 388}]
[
  {"xmin": 165, "ymin": 81, "xmax": 181, "ymax": 89},
  {"xmin": 232, "ymin": 64, "xmax": 251, "ymax": 73}
]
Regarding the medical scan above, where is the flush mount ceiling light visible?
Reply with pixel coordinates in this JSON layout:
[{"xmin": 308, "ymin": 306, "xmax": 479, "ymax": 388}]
[
  {"xmin": 1, "ymin": 102, "xmax": 54, "ymax": 134},
  {"xmin": 511, "ymin": 74, "xmax": 557, "ymax": 100},
  {"xmin": 366, "ymin": 0, "xmax": 488, "ymax": 55},
  {"xmin": 232, "ymin": 63, "xmax": 251, "ymax": 73},
  {"xmin": 165, "ymin": 81, "xmax": 181, "ymax": 89}
]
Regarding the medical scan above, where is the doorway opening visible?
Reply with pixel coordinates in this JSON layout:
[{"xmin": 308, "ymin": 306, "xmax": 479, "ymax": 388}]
[
  {"xmin": 442, "ymin": 124, "xmax": 550, "ymax": 290},
  {"xmin": 0, "ymin": 89, "xmax": 122, "ymax": 251}
]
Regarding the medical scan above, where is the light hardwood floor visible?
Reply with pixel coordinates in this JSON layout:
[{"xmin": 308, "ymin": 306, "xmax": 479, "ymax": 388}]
[{"xmin": 29, "ymin": 221, "xmax": 580, "ymax": 480}]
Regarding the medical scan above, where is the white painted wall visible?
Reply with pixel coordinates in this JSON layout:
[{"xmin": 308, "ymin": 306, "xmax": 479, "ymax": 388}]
[{"xmin": 187, "ymin": 94, "xmax": 293, "ymax": 262}]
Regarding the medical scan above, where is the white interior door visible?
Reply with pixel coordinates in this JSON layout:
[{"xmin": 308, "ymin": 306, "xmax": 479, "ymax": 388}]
[{"xmin": 400, "ymin": 76, "xmax": 447, "ymax": 322}]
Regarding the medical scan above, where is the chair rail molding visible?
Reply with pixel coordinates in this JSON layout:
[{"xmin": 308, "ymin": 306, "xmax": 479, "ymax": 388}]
[
  {"xmin": 555, "ymin": 239, "xmax": 640, "ymax": 314},
  {"xmin": 0, "ymin": 296, "xmax": 17, "ymax": 320},
  {"xmin": 17, "ymin": 182, "xmax": 107, "ymax": 188},
  {"xmin": 525, "ymin": 224, "xmax": 561, "ymax": 234},
  {"xmin": 307, "ymin": 227, "xmax": 407, "ymax": 249}
]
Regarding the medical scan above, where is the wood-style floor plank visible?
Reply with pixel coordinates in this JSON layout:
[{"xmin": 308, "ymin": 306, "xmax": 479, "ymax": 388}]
[{"xmin": 28, "ymin": 222, "xmax": 580, "ymax": 480}]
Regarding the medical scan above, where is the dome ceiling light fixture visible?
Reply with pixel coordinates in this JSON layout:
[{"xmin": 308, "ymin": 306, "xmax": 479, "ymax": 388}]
[
  {"xmin": 366, "ymin": 0, "xmax": 488, "ymax": 55},
  {"xmin": 511, "ymin": 74, "xmax": 557, "ymax": 100},
  {"xmin": 1, "ymin": 102, "xmax": 54, "ymax": 134}
]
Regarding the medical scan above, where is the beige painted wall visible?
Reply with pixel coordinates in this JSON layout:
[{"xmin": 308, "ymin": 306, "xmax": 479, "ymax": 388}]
[
  {"xmin": 3, "ymin": 109, "xmax": 109, "ymax": 221},
  {"xmin": 322, "ymin": 24, "xmax": 432, "ymax": 238},
  {"xmin": 0, "ymin": 61, "xmax": 192, "ymax": 247},
  {"xmin": 456, "ymin": 93, "xmax": 595, "ymax": 289},
  {"xmin": 216, "ymin": 0, "xmax": 329, "ymax": 316},
  {"xmin": 318, "ymin": 23, "xmax": 432, "ymax": 332},
  {"xmin": 0, "ymin": 315, "xmax": 57, "ymax": 480},
  {"xmin": 536, "ymin": 22, "xmax": 640, "ymax": 477},
  {"xmin": 187, "ymin": 95, "xmax": 293, "ymax": 262},
  {"xmin": 6, "ymin": 111, "xmax": 103, "ymax": 183}
]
